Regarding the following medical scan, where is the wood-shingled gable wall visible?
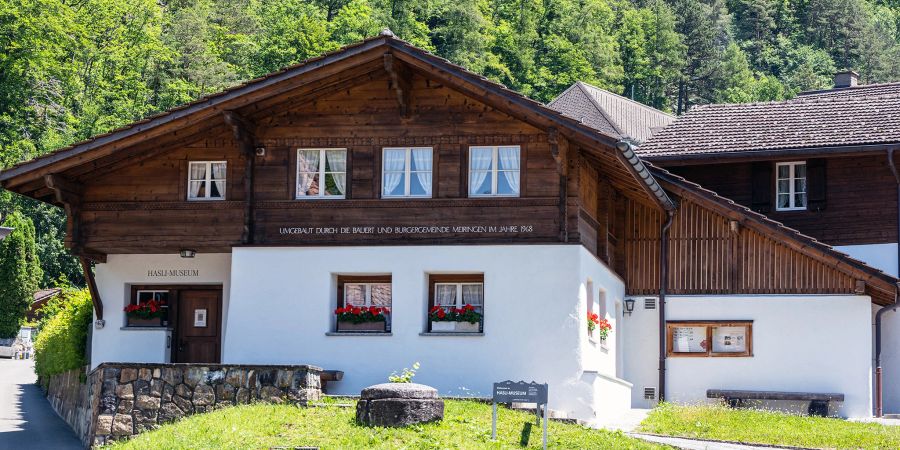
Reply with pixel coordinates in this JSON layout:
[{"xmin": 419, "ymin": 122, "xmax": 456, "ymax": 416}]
[{"xmin": 623, "ymin": 195, "xmax": 890, "ymax": 303}]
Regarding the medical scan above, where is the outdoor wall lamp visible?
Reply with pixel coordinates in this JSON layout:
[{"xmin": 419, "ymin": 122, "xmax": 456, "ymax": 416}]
[
  {"xmin": 624, "ymin": 298, "xmax": 635, "ymax": 316},
  {"xmin": 179, "ymin": 249, "xmax": 197, "ymax": 258}
]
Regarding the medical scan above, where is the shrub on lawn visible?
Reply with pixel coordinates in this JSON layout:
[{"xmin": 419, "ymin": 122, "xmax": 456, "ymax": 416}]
[{"xmin": 33, "ymin": 288, "xmax": 93, "ymax": 380}]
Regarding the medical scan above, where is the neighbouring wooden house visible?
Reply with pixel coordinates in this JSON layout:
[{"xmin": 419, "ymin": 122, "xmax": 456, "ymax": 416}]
[
  {"xmin": 606, "ymin": 71, "xmax": 900, "ymax": 416},
  {"xmin": 0, "ymin": 34, "xmax": 895, "ymax": 422},
  {"xmin": 28, "ymin": 288, "xmax": 62, "ymax": 322}
]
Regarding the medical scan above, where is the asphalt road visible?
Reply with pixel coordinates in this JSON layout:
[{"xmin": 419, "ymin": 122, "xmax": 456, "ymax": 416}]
[{"xmin": 0, "ymin": 358, "xmax": 82, "ymax": 450}]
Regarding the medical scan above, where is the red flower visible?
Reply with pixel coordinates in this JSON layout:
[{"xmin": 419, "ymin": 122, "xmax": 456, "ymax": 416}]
[
  {"xmin": 437, "ymin": 309, "xmax": 446, "ymax": 319},
  {"xmin": 463, "ymin": 304, "xmax": 475, "ymax": 312}
]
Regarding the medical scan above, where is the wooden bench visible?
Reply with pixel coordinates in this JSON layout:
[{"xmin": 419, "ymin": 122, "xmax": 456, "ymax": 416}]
[
  {"xmin": 320, "ymin": 370, "xmax": 344, "ymax": 394},
  {"xmin": 707, "ymin": 389, "xmax": 844, "ymax": 416}
]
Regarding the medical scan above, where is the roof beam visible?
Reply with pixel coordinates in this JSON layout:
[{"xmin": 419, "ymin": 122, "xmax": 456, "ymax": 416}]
[
  {"xmin": 222, "ymin": 111, "xmax": 259, "ymax": 245},
  {"xmin": 383, "ymin": 53, "xmax": 412, "ymax": 118}
]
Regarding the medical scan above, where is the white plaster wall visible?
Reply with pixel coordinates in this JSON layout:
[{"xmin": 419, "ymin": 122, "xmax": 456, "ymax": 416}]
[
  {"xmin": 225, "ymin": 245, "xmax": 625, "ymax": 421},
  {"xmin": 880, "ymin": 306, "xmax": 900, "ymax": 414},
  {"xmin": 624, "ymin": 295, "xmax": 873, "ymax": 418},
  {"xmin": 622, "ymin": 295, "xmax": 661, "ymax": 409},
  {"xmin": 91, "ymin": 254, "xmax": 232, "ymax": 368},
  {"xmin": 835, "ymin": 243, "xmax": 897, "ymax": 277},
  {"xmin": 832, "ymin": 244, "xmax": 900, "ymax": 414}
]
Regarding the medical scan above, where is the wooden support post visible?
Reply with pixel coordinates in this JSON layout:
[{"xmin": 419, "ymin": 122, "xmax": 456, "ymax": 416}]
[
  {"xmin": 79, "ymin": 256, "xmax": 103, "ymax": 321},
  {"xmin": 383, "ymin": 53, "xmax": 412, "ymax": 118},
  {"xmin": 223, "ymin": 111, "xmax": 259, "ymax": 244},
  {"xmin": 549, "ymin": 128, "xmax": 568, "ymax": 242}
]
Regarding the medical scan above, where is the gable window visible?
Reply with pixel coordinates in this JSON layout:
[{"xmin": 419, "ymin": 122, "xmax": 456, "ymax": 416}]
[
  {"xmin": 297, "ymin": 149, "xmax": 347, "ymax": 198},
  {"xmin": 335, "ymin": 276, "xmax": 392, "ymax": 333},
  {"xmin": 469, "ymin": 146, "xmax": 520, "ymax": 197},
  {"xmin": 188, "ymin": 161, "xmax": 226, "ymax": 200},
  {"xmin": 776, "ymin": 161, "xmax": 806, "ymax": 211},
  {"xmin": 382, "ymin": 147, "xmax": 432, "ymax": 198},
  {"xmin": 427, "ymin": 274, "xmax": 484, "ymax": 333}
]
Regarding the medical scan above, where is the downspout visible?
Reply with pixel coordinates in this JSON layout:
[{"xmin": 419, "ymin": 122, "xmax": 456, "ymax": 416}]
[
  {"xmin": 658, "ymin": 210, "xmax": 675, "ymax": 402},
  {"xmin": 875, "ymin": 147, "xmax": 900, "ymax": 417}
]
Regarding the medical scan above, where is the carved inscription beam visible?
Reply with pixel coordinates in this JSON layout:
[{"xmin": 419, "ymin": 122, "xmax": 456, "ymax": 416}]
[
  {"xmin": 223, "ymin": 110, "xmax": 259, "ymax": 244},
  {"xmin": 383, "ymin": 52, "xmax": 412, "ymax": 118}
]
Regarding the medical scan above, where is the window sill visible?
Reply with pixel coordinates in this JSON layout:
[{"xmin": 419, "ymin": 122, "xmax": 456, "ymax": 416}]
[
  {"xmin": 419, "ymin": 332, "xmax": 484, "ymax": 337},
  {"xmin": 120, "ymin": 326, "xmax": 171, "ymax": 331},
  {"xmin": 325, "ymin": 332, "xmax": 392, "ymax": 337}
]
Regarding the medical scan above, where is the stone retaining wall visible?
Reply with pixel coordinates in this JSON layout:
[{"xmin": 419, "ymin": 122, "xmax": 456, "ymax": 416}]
[
  {"xmin": 45, "ymin": 367, "xmax": 94, "ymax": 448},
  {"xmin": 46, "ymin": 363, "xmax": 322, "ymax": 447}
]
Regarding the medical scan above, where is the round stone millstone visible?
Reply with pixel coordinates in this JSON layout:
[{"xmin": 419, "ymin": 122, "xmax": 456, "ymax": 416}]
[{"xmin": 356, "ymin": 383, "xmax": 444, "ymax": 427}]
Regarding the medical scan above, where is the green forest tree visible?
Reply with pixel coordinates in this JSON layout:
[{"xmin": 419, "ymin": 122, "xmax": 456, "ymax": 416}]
[
  {"xmin": 2, "ymin": 0, "xmax": 900, "ymax": 289},
  {"xmin": 0, "ymin": 212, "xmax": 42, "ymax": 337}
]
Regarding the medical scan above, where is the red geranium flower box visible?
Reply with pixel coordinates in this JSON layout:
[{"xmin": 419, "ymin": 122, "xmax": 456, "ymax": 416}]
[
  {"xmin": 124, "ymin": 300, "xmax": 165, "ymax": 327},
  {"xmin": 335, "ymin": 306, "xmax": 389, "ymax": 332}
]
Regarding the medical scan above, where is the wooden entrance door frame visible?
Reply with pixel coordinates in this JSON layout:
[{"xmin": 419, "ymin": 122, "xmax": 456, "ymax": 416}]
[{"xmin": 128, "ymin": 284, "xmax": 224, "ymax": 363}]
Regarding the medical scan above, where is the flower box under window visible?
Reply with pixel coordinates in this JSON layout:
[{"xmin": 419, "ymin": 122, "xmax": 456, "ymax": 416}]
[
  {"xmin": 335, "ymin": 276, "xmax": 392, "ymax": 333},
  {"xmin": 126, "ymin": 288, "xmax": 171, "ymax": 327},
  {"xmin": 427, "ymin": 274, "xmax": 484, "ymax": 333}
]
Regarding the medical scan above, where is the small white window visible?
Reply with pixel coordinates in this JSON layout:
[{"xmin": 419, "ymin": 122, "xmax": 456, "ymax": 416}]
[
  {"xmin": 297, "ymin": 149, "xmax": 347, "ymax": 198},
  {"xmin": 382, "ymin": 147, "xmax": 432, "ymax": 198},
  {"xmin": 469, "ymin": 145, "xmax": 520, "ymax": 197},
  {"xmin": 344, "ymin": 283, "xmax": 392, "ymax": 308},
  {"xmin": 188, "ymin": 161, "xmax": 226, "ymax": 200},
  {"xmin": 776, "ymin": 161, "xmax": 806, "ymax": 211},
  {"xmin": 433, "ymin": 282, "xmax": 485, "ymax": 313}
]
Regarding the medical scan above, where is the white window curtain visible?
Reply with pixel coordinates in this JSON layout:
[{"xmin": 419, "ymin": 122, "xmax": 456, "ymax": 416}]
[
  {"xmin": 469, "ymin": 148, "xmax": 492, "ymax": 195},
  {"xmin": 411, "ymin": 148, "xmax": 432, "ymax": 194},
  {"xmin": 498, "ymin": 147, "xmax": 520, "ymax": 195},
  {"xmin": 189, "ymin": 163, "xmax": 207, "ymax": 198},
  {"xmin": 326, "ymin": 150, "xmax": 347, "ymax": 196},
  {"xmin": 461, "ymin": 284, "xmax": 484, "ymax": 306},
  {"xmin": 435, "ymin": 285, "xmax": 457, "ymax": 306},
  {"xmin": 383, "ymin": 150, "xmax": 406, "ymax": 196},
  {"xmin": 211, "ymin": 162, "xmax": 227, "ymax": 198},
  {"xmin": 297, "ymin": 150, "xmax": 321, "ymax": 197}
]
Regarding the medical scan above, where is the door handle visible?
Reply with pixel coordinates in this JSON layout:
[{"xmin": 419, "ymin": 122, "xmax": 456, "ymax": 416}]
[{"xmin": 178, "ymin": 340, "xmax": 186, "ymax": 352}]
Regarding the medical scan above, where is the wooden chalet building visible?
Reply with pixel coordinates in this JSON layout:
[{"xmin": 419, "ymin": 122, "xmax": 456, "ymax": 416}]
[{"xmin": 1, "ymin": 34, "xmax": 895, "ymax": 422}]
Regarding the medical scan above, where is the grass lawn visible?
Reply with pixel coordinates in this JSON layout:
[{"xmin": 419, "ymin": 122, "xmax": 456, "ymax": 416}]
[
  {"xmin": 639, "ymin": 403, "xmax": 900, "ymax": 449},
  {"xmin": 105, "ymin": 399, "xmax": 663, "ymax": 449}
]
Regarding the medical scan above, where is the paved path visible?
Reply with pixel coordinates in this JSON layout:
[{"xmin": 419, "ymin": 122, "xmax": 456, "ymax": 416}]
[
  {"xmin": 628, "ymin": 433, "xmax": 807, "ymax": 450},
  {"xmin": 0, "ymin": 359, "xmax": 81, "ymax": 449}
]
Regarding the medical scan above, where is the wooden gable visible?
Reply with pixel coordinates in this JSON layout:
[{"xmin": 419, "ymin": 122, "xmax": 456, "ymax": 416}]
[{"xmin": 623, "ymin": 170, "xmax": 897, "ymax": 305}]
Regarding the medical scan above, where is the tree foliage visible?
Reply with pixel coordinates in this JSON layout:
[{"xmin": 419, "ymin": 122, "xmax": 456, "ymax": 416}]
[
  {"xmin": 0, "ymin": 212, "xmax": 42, "ymax": 338},
  {"xmin": 2, "ymin": 0, "xmax": 900, "ymax": 289},
  {"xmin": 33, "ymin": 287, "xmax": 93, "ymax": 379}
]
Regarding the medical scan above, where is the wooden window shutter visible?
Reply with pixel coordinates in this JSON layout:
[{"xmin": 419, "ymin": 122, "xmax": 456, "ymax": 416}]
[
  {"xmin": 807, "ymin": 158, "xmax": 827, "ymax": 211},
  {"xmin": 750, "ymin": 162, "xmax": 772, "ymax": 213}
]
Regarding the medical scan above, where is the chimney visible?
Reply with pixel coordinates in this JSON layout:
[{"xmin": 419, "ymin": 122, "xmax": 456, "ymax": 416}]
[{"xmin": 834, "ymin": 70, "xmax": 859, "ymax": 88}]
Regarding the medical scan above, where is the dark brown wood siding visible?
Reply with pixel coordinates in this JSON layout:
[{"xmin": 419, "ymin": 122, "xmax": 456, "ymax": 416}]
[
  {"xmin": 668, "ymin": 155, "xmax": 899, "ymax": 246},
  {"xmin": 625, "ymin": 197, "xmax": 862, "ymax": 296},
  {"xmin": 75, "ymin": 73, "xmax": 593, "ymax": 253}
]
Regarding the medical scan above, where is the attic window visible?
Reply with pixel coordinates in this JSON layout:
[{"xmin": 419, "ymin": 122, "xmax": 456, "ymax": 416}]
[
  {"xmin": 188, "ymin": 161, "xmax": 226, "ymax": 201},
  {"xmin": 776, "ymin": 162, "xmax": 806, "ymax": 211}
]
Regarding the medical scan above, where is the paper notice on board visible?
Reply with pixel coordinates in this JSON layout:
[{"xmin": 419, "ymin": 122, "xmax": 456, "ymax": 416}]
[
  {"xmin": 672, "ymin": 326, "xmax": 707, "ymax": 353},
  {"xmin": 712, "ymin": 326, "xmax": 746, "ymax": 353}
]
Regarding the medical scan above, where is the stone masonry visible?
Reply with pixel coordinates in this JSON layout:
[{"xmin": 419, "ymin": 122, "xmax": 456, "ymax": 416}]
[{"xmin": 49, "ymin": 363, "xmax": 321, "ymax": 447}]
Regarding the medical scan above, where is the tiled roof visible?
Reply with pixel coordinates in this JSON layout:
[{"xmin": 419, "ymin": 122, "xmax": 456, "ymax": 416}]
[
  {"xmin": 637, "ymin": 83, "xmax": 900, "ymax": 159},
  {"xmin": 548, "ymin": 82, "xmax": 674, "ymax": 144},
  {"xmin": 33, "ymin": 288, "xmax": 62, "ymax": 303}
]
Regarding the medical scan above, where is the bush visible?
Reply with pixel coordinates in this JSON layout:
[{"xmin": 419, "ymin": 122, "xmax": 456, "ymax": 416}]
[
  {"xmin": 0, "ymin": 212, "xmax": 42, "ymax": 338},
  {"xmin": 33, "ymin": 288, "xmax": 93, "ymax": 380}
]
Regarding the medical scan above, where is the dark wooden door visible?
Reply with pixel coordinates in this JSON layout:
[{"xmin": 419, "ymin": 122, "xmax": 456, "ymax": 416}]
[{"xmin": 175, "ymin": 289, "xmax": 222, "ymax": 363}]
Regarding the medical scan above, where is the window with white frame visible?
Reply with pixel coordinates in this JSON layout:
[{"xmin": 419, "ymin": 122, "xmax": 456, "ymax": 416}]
[
  {"xmin": 297, "ymin": 149, "xmax": 347, "ymax": 198},
  {"xmin": 429, "ymin": 275, "xmax": 485, "ymax": 332},
  {"xmin": 776, "ymin": 161, "xmax": 806, "ymax": 211},
  {"xmin": 469, "ymin": 145, "xmax": 520, "ymax": 197},
  {"xmin": 382, "ymin": 147, "xmax": 432, "ymax": 197},
  {"xmin": 188, "ymin": 161, "xmax": 226, "ymax": 200},
  {"xmin": 337, "ymin": 276, "xmax": 392, "ymax": 332}
]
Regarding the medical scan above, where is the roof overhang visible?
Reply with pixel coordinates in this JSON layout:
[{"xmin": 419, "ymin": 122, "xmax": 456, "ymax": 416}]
[
  {"xmin": 0, "ymin": 227, "xmax": 11, "ymax": 241},
  {"xmin": 0, "ymin": 34, "xmax": 674, "ymax": 213}
]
